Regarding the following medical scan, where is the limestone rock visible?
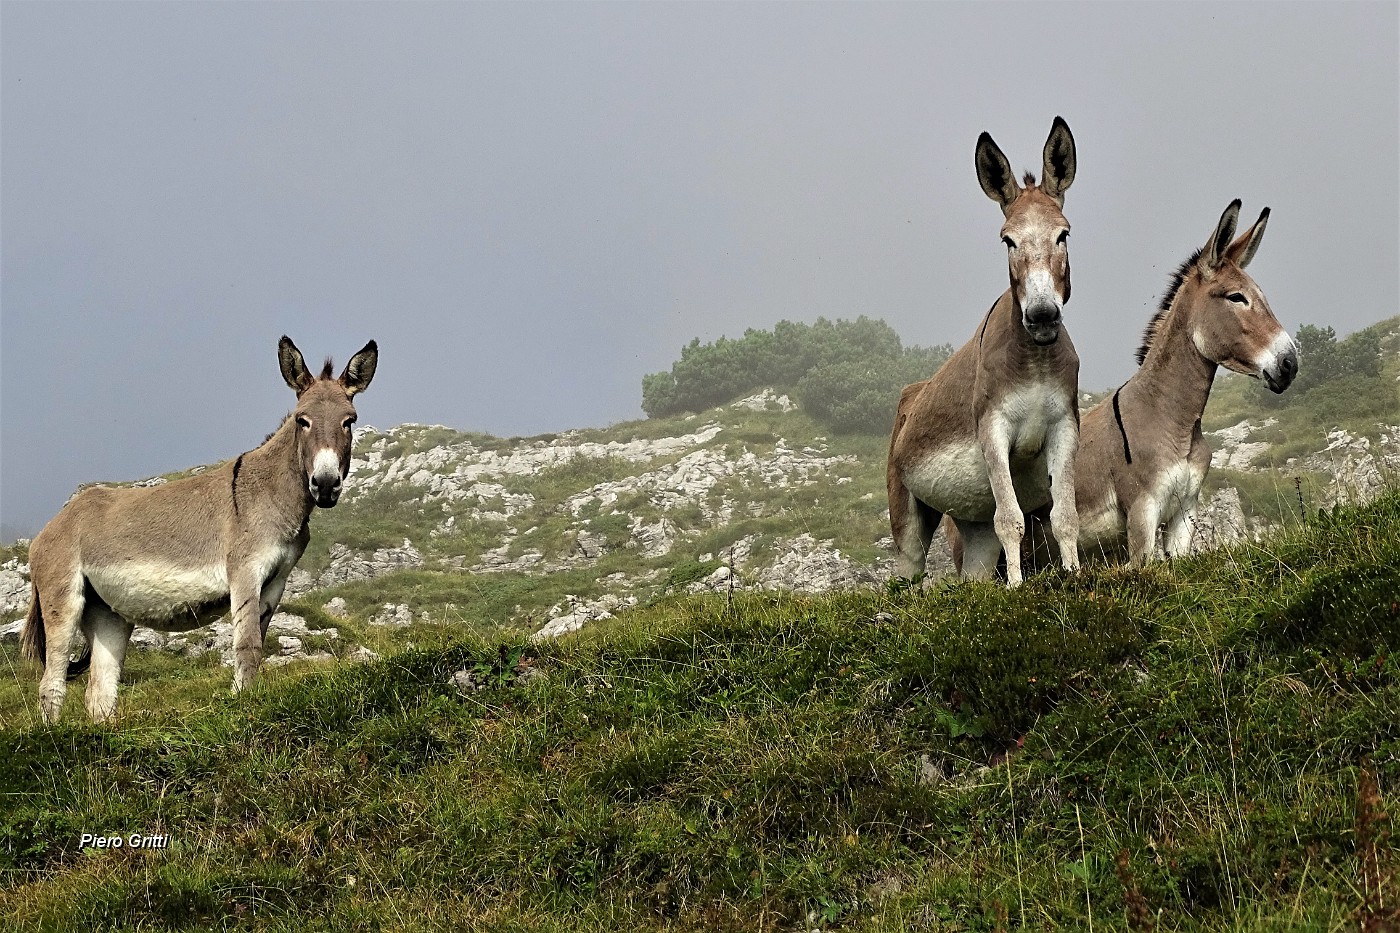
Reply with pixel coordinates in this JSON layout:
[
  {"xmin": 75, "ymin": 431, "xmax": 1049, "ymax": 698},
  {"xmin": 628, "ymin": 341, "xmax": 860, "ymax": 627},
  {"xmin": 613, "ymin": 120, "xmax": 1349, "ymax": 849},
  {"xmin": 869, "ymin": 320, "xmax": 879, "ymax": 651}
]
[
  {"xmin": 314, "ymin": 539, "xmax": 424, "ymax": 590},
  {"xmin": 731, "ymin": 388, "xmax": 795, "ymax": 412},
  {"xmin": 757, "ymin": 534, "xmax": 875, "ymax": 593},
  {"xmin": 371, "ymin": 603, "xmax": 414, "ymax": 627},
  {"xmin": 0, "ymin": 561, "xmax": 31, "ymax": 619},
  {"xmin": 532, "ymin": 593, "xmax": 638, "ymax": 642}
]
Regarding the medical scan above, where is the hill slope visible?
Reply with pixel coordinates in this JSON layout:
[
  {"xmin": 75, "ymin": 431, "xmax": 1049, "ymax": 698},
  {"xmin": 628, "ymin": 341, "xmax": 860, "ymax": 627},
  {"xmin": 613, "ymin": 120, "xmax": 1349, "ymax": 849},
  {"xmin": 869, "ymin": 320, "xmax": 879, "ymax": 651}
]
[
  {"xmin": 2, "ymin": 317, "xmax": 1397, "ymax": 664},
  {"xmin": 1, "ymin": 489, "xmax": 1397, "ymax": 930}
]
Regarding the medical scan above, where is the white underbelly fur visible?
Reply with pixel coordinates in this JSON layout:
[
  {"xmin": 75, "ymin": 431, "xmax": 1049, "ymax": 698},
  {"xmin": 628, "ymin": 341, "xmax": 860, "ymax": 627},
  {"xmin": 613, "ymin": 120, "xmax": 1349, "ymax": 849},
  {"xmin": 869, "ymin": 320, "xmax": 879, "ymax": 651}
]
[
  {"xmin": 83, "ymin": 541, "xmax": 299, "ymax": 628},
  {"xmin": 903, "ymin": 441, "xmax": 1053, "ymax": 521},
  {"xmin": 903, "ymin": 384, "xmax": 1070, "ymax": 521},
  {"xmin": 85, "ymin": 561, "xmax": 229, "ymax": 626},
  {"xmin": 1077, "ymin": 487, "xmax": 1126, "ymax": 554}
]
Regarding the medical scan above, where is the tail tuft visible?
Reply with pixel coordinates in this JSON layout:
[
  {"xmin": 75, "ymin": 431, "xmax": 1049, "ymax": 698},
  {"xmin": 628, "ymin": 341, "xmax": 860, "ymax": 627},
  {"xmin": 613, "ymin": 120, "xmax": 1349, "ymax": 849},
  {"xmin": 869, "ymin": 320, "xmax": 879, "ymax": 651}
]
[{"xmin": 19, "ymin": 584, "xmax": 44, "ymax": 666}]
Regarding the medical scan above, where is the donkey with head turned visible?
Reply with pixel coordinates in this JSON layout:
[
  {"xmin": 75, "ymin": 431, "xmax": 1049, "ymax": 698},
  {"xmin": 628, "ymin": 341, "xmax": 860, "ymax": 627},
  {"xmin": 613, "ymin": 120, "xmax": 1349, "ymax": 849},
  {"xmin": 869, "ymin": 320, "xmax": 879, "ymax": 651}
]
[
  {"xmin": 1071, "ymin": 200, "xmax": 1296, "ymax": 563},
  {"xmin": 21, "ymin": 336, "xmax": 378, "ymax": 722},
  {"xmin": 887, "ymin": 117, "xmax": 1081, "ymax": 586}
]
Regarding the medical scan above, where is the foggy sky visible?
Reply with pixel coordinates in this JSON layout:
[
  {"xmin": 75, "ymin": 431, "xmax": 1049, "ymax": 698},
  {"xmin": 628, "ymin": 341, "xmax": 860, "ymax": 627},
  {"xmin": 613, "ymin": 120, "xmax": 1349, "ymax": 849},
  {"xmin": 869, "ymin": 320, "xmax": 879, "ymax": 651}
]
[{"xmin": 2, "ymin": 2, "xmax": 1397, "ymax": 539}]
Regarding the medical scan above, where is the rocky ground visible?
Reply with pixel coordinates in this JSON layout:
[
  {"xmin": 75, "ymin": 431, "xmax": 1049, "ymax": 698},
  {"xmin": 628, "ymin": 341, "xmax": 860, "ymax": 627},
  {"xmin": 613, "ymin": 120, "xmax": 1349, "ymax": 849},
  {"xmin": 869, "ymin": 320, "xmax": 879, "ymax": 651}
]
[{"xmin": 4, "ymin": 389, "xmax": 1398, "ymax": 657}]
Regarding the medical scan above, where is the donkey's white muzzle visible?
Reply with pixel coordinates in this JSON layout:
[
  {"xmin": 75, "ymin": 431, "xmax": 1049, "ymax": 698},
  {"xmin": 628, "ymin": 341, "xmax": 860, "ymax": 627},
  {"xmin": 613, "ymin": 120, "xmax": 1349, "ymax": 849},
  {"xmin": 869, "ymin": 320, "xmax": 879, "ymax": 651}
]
[
  {"xmin": 310, "ymin": 449, "xmax": 344, "ymax": 508},
  {"xmin": 1259, "ymin": 331, "xmax": 1299, "ymax": 394}
]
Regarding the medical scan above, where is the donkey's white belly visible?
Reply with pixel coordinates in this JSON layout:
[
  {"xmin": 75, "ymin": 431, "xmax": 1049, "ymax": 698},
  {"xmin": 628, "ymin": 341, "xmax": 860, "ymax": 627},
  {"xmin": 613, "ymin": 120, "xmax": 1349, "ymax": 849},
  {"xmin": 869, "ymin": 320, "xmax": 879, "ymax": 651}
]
[
  {"xmin": 904, "ymin": 441, "xmax": 993, "ymax": 518},
  {"xmin": 1078, "ymin": 487, "xmax": 1126, "ymax": 555},
  {"xmin": 903, "ymin": 441, "xmax": 1053, "ymax": 521},
  {"xmin": 902, "ymin": 384, "xmax": 1069, "ymax": 521},
  {"xmin": 86, "ymin": 561, "xmax": 229, "ymax": 626}
]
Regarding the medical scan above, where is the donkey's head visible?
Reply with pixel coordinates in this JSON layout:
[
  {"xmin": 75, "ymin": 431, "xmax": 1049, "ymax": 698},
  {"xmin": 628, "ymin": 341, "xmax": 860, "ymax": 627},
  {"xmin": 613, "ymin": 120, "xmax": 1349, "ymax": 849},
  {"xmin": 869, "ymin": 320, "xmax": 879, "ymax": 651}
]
[
  {"xmin": 976, "ymin": 116, "xmax": 1076, "ymax": 346},
  {"xmin": 1182, "ymin": 201, "xmax": 1297, "ymax": 393},
  {"xmin": 278, "ymin": 336, "xmax": 379, "ymax": 508}
]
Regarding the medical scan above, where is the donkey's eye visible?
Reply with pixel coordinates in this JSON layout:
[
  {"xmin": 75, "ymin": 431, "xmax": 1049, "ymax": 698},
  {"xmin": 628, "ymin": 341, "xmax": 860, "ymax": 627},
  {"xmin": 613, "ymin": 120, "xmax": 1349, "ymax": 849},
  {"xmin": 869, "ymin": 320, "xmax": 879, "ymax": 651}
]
[
  {"xmin": 1002, "ymin": 235, "xmax": 1016, "ymax": 249},
  {"xmin": 343, "ymin": 418, "xmax": 356, "ymax": 431},
  {"xmin": 296, "ymin": 416, "xmax": 311, "ymax": 429},
  {"xmin": 1056, "ymin": 230, "xmax": 1069, "ymax": 245},
  {"xmin": 1226, "ymin": 292, "xmax": 1248, "ymax": 304}
]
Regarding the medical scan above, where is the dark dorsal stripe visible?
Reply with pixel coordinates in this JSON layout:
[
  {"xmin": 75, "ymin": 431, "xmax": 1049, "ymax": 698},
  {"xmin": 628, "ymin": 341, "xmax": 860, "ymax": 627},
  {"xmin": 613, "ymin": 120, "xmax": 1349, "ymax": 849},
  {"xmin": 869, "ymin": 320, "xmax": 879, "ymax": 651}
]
[
  {"xmin": 231, "ymin": 454, "xmax": 244, "ymax": 515},
  {"xmin": 1112, "ymin": 385, "xmax": 1132, "ymax": 465}
]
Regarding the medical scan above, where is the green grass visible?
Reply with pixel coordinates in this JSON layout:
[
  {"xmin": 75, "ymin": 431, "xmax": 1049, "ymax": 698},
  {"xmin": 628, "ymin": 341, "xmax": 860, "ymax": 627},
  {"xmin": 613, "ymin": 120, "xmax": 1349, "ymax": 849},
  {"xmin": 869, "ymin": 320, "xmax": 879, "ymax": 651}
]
[{"xmin": 3, "ymin": 490, "xmax": 1398, "ymax": 931}]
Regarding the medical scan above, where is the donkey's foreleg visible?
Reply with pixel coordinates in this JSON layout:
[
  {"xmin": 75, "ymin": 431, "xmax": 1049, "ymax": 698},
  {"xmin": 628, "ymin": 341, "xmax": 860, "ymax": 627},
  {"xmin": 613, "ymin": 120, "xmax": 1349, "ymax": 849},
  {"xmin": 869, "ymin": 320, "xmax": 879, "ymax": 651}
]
[
  {"xmin": 1127, "ymin": 499, "xmax": 1163, "ymax": 567},
  {"xmin": 83, "ymin": 605, "xmax": 133, "ymax": 723},
  {"xmin": 229, "ymin": 576, "xmax": 266, "ymax": 693},
  {"xmin": 1163, "ymin": 493, "xmax": 1200, "ymax": 559},
  {"xmin": 1044, "ymin": 420, "xmax": 1081, "ymax": 572},
  {"xmin": 979, "ymin": 423, "xmax": 1025, "ymax": 586}
]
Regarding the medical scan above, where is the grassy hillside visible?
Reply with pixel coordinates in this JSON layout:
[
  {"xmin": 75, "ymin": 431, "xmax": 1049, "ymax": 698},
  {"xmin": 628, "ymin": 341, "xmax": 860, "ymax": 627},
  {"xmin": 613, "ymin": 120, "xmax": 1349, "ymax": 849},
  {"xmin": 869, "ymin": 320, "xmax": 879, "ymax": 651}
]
[{"xmin": 2, "ymin": 490, "xmax": 1397, "ymax": 931}]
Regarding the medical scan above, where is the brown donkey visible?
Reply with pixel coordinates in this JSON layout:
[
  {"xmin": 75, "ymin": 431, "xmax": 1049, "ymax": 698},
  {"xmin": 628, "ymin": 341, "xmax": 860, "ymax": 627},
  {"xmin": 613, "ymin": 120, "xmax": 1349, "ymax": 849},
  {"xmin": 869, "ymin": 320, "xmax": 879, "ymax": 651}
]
[
  {"xmin": 1072, "ymin": 200, "xmax": 1296, "ymax": 563},
  {"xmin": 21, "ymin": 336, "xmax": 378, "ymax": 722},
  {"xmin": 887, "ymin": 117, "xmax": 1081, "ymax": 586}
]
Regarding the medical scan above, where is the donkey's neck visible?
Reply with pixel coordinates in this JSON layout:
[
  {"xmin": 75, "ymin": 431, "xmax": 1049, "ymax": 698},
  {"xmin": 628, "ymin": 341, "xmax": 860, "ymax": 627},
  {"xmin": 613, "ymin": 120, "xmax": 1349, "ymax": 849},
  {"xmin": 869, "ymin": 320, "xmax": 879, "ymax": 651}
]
[
  {"xmin": 236, "ymin": 416, "xmax": 315, "ymax": 534},
  {"xmin": 1128, "ymin": 299, "xmax": 1217, "ymax": 441}
]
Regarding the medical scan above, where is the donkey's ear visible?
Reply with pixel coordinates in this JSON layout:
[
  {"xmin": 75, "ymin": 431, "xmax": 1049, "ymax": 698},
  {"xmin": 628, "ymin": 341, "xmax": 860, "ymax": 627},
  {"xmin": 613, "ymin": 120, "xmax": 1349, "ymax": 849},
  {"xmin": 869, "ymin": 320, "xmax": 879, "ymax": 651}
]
[
  {"xmin": 1203, "ymin": 199, "xmax": 1242, "ymax": 274},
  {"xmin": 976, "ymin": 131, "xmax": 1020, "ymax": 213},
  {"xmin": 339, "ymin": 340, "xmax": 378, "ymax": 397},
  {"xmin": 278, "ymin": 336, "xmax": 314, "ymax": 395},
  {"xmin": 1040, "ymin": 116, "xmax": 1076, "ymax": 206},
  {"xmin": 1225, "ymin": 206, "xmax": 1269, "ymax": 270}
]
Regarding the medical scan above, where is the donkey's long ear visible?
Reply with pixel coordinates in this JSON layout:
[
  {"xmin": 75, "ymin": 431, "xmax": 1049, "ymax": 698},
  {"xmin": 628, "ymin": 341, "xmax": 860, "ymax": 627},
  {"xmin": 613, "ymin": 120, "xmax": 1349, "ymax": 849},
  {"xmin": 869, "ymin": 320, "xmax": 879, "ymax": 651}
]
[
  {"xmin": 279, "ymin": 336, "xmax": 314, "ymax": 395},
  {"xmin": 1040, "ymin": 116, "xmax": 1076, "ymax": 206},
  {"xmin": 976, "ymin": 132, "xmax": 1020, "ymax": 214},
  {"xmin": 339, "ymin": 340, "xmax": 378, "ymax": 397},
  {"xmin": 1225, "ymin": 206, "xmax": 1269, "ymax": 270},
  {"xmin": 1203, "ymin": 199, "xmax": 1242, "ymax": 275}
]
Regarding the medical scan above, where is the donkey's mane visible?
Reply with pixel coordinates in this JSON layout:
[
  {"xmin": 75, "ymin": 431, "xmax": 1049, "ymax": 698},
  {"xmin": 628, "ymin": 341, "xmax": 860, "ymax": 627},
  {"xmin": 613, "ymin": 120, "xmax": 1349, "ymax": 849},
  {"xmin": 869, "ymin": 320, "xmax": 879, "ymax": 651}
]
[
  {"xmin": 319, "ymin": 357, "xmax": 336, "ymax": 380},
  {"xmin": 1022, "ymin": 171, "xmax": 1037, "ymax": 186},
  {"xmin": 1136, "ymin": 247, "xmax": 1203, "ymax": 365},
  {"xmin": 264, "ymin": 416, "xmax": 291, "ymax": 444}
]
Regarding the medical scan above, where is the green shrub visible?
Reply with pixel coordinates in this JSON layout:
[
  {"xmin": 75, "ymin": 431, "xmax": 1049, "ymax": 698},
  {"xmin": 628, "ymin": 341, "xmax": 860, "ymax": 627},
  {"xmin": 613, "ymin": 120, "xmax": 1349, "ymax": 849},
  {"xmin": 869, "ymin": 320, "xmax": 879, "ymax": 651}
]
[{"xmin": 641, "ymin": 317, "xmax": 950, "ymax": 435}]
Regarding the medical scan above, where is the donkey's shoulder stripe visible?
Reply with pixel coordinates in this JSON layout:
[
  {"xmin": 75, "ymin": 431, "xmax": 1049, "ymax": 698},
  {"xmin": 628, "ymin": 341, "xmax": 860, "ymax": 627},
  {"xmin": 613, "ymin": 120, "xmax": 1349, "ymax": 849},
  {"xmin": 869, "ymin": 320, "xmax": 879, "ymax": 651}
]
[
  {"xmin": 1111, "ymin": 386, "xmax": 1132, "ymax": 465},
  {"xmin": 976, "ymin": 299, "xmax": 998, "ymax": 347}
]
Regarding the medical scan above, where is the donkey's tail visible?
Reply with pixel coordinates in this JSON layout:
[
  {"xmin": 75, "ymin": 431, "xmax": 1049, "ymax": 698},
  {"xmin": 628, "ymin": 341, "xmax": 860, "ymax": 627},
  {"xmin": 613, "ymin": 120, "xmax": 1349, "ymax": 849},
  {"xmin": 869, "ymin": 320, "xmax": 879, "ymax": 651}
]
[
  {"xmin": 19, "ymin": 584, "xmax": 44, "ymax": 665},
  {"xmin": 18, "ymin": 584, "xmax": 91, "ymax": 679}
]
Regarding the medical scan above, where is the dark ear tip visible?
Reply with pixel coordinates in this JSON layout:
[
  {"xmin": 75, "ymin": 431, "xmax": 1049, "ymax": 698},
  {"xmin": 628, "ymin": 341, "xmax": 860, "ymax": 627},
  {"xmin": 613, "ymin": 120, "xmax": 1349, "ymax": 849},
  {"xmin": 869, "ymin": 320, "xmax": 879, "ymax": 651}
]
[
  {"xmin": 1228, "ymin": 198, "xmax": 1242, "ymax": 211},
  {"xmin": 279, "ymin": 335, "xmax": 294, "ymax": 347},
  {"xmin": 1052, "ymin": 115, "xmax": 1070, "ymax": 129},
  {"xmin": 363, "ymin": 339, "xmax": 378, "ymax": 352}
]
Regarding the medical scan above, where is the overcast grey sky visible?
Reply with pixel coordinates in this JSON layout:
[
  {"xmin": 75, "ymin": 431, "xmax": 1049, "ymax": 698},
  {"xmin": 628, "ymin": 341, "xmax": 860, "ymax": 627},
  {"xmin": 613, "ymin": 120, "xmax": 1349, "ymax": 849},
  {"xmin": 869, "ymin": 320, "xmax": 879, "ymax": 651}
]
[{"xmin": 2, "ymin": 2, "xmax": 1396, "ymax": 539}]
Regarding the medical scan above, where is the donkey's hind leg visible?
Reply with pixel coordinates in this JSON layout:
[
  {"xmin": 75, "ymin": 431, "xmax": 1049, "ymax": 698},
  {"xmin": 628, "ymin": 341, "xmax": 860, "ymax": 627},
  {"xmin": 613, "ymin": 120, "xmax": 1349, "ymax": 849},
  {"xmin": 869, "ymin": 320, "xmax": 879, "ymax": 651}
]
[
  {"xmin": 81, "ymin": 603, "xmax": 133, "ymax": 723},
  {"xmin": 34, "ymin": 578, "xmax": 85, "ymax": 724},
  {"xmin": 956, "ymin": 520, "xmax": 1004, "ymax": 582},
  {"xmin": 890, "ymin": 482, "xmax": 940, "ymax": 581}
]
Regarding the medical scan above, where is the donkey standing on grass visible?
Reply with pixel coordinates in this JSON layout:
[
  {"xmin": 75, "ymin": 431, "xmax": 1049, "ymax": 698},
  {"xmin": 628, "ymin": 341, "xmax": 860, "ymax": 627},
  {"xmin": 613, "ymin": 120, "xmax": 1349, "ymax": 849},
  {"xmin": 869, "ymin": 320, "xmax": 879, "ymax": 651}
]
[
  {"xmin": 1070, "ymin": 200, "xmax": 1297, "ymax": 564},
  {"xmin": 887, "ymin": 117, "xmax": 1081, "ymax": 586},
  {"xmin": 22, "ymin": 336, "xmax": 378, "ymax": 722}
]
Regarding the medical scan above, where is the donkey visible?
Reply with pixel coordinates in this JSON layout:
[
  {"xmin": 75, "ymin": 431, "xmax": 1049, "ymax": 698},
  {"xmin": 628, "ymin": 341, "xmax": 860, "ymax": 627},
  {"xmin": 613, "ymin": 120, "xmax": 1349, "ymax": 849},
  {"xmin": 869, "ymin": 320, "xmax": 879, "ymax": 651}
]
[
  {"xmin": 21, "ymin": 336, "xmax": 378, "ymax": 722},
  {"xmin": 1071, "ymin": 200, "xmax": 1296, "ymax": 564},
  {"xmin": 887, "ymin": 117, "xmax": 1081, "ymax": 586}
]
